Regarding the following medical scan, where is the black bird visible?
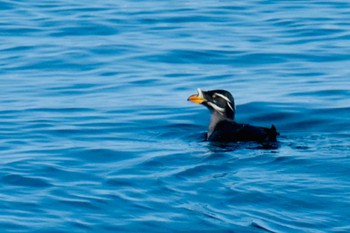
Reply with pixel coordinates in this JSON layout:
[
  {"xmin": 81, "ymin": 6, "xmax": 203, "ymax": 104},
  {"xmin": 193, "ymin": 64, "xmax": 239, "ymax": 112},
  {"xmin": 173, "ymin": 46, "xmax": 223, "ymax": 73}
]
[{"xmin": 187, "ymin": 88, "xmax": 279, "ymax": 142}]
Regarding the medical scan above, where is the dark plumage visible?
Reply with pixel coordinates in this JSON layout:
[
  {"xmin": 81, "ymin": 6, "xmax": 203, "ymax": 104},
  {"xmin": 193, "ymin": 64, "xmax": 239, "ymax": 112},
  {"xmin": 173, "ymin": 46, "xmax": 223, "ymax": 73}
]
[{"xmin": 187, "ymin": 88, "xmax": 279, "ymax": 143}]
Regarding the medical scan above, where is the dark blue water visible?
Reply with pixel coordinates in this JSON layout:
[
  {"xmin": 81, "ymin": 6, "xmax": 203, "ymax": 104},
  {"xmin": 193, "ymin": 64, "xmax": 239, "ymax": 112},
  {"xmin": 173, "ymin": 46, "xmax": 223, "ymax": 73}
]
[{"xmin": 1, "ymin": 1, "xmax": 350, "ymax": 232}]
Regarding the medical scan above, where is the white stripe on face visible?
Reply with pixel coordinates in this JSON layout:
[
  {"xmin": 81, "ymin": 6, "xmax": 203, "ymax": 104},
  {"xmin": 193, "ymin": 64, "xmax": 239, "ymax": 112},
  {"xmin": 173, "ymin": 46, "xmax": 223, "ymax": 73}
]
[
  {"xmin": 227, "ymin": 102, "xmax": 234, "ymax": 111},
  {"xmin": 207, "ymin": 102, "xmax": 225, "ymax": 114},
  {"xmin": 214, "ymin": 93, "xmax": 231, "ymax": 103}
]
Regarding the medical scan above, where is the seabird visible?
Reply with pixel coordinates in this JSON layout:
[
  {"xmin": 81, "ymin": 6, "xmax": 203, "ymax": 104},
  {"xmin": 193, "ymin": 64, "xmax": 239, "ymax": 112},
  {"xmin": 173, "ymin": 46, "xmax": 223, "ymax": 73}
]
[{"xmin": 188, "ymin": 88, "xmax": 279, "ymax": 142}]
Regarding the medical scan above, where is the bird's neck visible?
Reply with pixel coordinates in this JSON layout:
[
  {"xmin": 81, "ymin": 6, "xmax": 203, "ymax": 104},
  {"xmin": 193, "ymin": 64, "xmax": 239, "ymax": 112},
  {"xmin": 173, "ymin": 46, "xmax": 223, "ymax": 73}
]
[{"xmin": 208, "ymin": 111, "xmax": 231, "ymax": 139}]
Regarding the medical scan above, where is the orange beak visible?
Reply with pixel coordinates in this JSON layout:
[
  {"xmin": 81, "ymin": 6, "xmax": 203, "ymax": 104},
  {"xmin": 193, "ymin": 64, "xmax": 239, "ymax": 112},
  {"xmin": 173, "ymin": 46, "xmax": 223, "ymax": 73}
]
[
  {"xmin": 187, "ymin": 94, "xmax": 205, "ymax": 104},
  {"xmin": 187, "ymin": 88, "xmax": 205, "ymax": 104}
]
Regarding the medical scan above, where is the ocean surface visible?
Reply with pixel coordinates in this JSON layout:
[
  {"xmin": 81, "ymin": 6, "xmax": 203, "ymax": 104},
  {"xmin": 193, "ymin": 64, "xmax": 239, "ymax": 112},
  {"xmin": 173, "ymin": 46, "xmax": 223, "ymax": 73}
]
[{"xmin": 1, "ymin": 1, "xmax": 350, "ymax": 232}]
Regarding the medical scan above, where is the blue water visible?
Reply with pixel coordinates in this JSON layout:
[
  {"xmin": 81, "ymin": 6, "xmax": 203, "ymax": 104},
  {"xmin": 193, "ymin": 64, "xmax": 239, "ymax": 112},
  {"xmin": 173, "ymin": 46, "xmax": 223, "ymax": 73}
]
[{"xmin": 1, "ymin": 1, "xmax": 350, "ymax": 232}]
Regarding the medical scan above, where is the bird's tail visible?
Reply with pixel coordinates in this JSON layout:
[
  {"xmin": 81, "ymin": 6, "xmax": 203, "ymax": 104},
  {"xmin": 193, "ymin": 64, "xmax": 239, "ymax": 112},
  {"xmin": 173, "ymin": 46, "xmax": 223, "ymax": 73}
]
[{"xmin": 268, "ymin": 124, "xmax": 279, "ymax": 141}]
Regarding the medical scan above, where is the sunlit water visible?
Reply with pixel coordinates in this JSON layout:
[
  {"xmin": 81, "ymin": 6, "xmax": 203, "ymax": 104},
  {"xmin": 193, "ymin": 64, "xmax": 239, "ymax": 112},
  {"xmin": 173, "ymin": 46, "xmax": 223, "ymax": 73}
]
[{"xmin": 1, "ymin": 1, "xmax": 350, "ymax": 232}]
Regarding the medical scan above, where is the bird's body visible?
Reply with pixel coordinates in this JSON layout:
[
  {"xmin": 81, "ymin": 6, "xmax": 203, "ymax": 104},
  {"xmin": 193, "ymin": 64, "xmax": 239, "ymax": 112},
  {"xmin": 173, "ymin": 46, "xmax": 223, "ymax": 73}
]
[
  {"xmin": 188, "ymin": 88, "xmax": 279, "ymax": 143},
  {"xmin": 208, "ymin": 119, "xmax": 278, "ymax": 142}
]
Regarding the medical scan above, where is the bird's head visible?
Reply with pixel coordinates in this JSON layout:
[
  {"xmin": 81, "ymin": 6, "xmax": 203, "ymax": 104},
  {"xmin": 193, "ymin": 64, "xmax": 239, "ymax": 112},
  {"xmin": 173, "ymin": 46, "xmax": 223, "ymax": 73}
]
[{"xmin": 187, "ymin": 88, "xmax": 236, "ymax": 120}]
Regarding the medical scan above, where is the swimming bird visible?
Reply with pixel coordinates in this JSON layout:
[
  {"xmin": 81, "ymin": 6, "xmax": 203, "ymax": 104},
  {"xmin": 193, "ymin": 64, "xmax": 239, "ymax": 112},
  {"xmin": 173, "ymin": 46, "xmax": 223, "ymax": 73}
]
[{"xmin": 187, "ymin": 88, "xmax": 279, "ymax": 142}]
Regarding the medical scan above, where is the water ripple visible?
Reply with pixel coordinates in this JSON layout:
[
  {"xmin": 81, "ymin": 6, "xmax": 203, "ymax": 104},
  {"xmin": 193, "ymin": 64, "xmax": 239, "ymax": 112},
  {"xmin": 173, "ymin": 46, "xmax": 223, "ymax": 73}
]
[
  {"xmin": 2, "ymin": 174, "xmax": 52, "ymax": 188},
  {"xmin": 1, "ymin": 0, "xmax": 350, "ymax": 232}
]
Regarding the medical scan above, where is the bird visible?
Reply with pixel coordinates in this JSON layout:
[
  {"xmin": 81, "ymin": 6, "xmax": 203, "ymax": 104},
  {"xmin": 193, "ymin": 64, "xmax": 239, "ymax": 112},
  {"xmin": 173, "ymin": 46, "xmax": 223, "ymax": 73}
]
[{"xmin": 187, "ymin": 88, "xmax": 279, "ymax": 143}]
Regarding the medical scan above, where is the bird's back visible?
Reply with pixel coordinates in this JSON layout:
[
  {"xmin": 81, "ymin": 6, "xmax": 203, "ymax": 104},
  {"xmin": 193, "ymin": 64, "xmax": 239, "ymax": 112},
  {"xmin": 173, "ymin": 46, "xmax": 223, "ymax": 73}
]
[{"xmin": 208, "ymin": 119, "xmax": 278, "ymax": 142}]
